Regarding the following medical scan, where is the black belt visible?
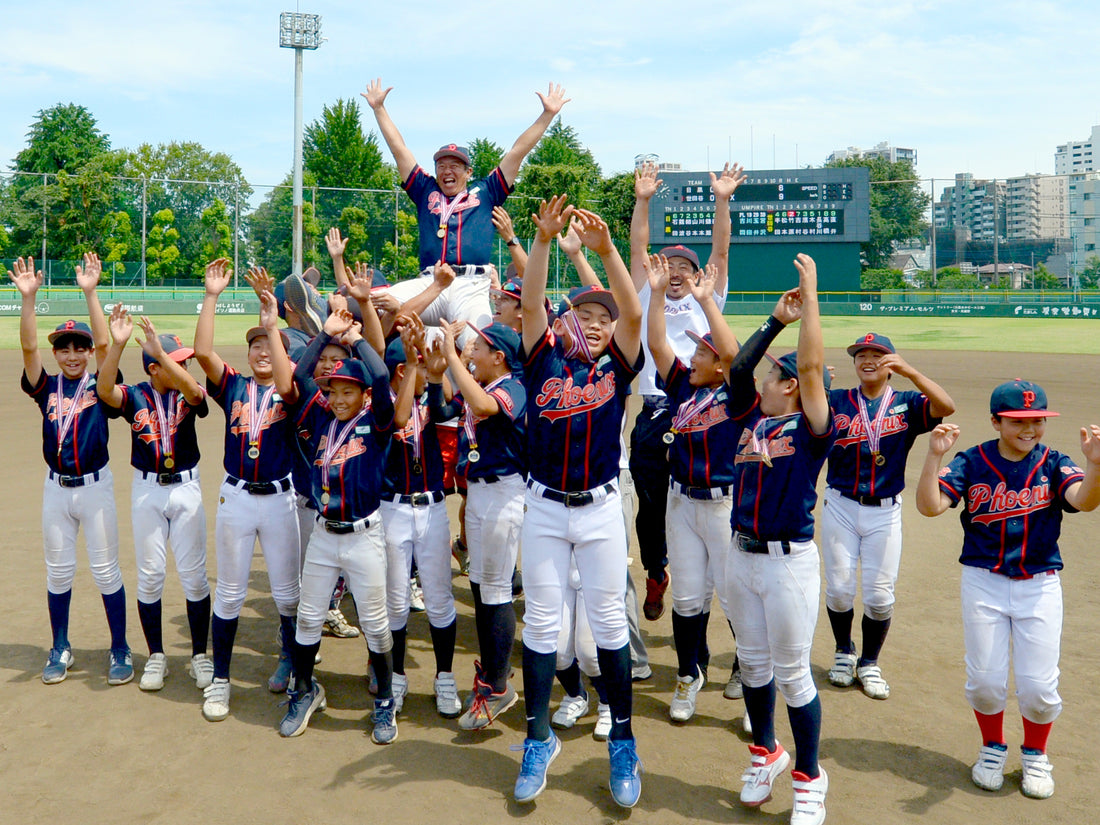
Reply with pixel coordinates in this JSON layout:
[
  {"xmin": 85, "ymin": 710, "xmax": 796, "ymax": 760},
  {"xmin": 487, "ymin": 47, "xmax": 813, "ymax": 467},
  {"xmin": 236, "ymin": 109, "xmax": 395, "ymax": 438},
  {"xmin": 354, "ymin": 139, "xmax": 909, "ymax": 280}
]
[
  {"xmin": 388, "ymin": 490, "xmax": 445, "ymax": 506},
  {"xmin": 671, "ymin": 480, "xmax": 731, "ymax": 500},
  {"xmin": 838, "ymin": 490, "xmax": 897, "ymax": 507},
  {"xmin": 735, "ymin": 533, "xmax": 791, "ymax": 555},
  {"xmin": 228, "ymin": 475, "xmax": 292, "ymax": 496},
  {"xmin": 50, "ymin": 469, "xmax": 103, "ymax": 488},
  {"xmin": 320, "ymin": 513, "xmax": 378, "ymax": 535},
  {"xmin": 470, "ymin": 474, "xmax": 503, "ymax": 484},
  {"xmin": 140, "ymin": 468, "xmax": 198, "ymax": 486},
  {"xmin": 532, "ymin": 481, "xmax": 616, "ymax": 508}
]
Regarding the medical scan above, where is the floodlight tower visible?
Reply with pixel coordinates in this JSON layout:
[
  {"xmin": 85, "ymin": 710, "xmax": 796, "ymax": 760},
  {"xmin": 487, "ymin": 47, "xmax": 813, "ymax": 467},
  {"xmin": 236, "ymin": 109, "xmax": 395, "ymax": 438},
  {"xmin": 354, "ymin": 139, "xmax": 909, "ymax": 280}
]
[{"xmin": 279, "ymin": 12, "xmax": 322, "ymax": 277}]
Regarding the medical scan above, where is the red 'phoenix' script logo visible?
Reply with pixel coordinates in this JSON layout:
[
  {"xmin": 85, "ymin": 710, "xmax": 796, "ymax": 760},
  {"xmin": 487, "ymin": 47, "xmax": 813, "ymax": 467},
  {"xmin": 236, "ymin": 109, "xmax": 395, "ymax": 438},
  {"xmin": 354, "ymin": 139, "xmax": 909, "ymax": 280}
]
[{"xmin": 536, "ymin": 373, "xmax": 615, "ymax": 422}]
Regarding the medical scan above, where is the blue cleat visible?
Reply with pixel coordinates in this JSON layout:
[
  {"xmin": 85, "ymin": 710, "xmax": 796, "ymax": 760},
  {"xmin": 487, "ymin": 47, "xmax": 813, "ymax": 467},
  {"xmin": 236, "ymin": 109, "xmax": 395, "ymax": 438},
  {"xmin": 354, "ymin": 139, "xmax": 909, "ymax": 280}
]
[
  {"xmin": 513, "ymin": 733, "xmax": 561, "ymax": 803},
  {"xmin": 108, "ymin": 648, "xmax": 134, "ymax": 685},
  {"xmin": 370, "ymin": 698, "xmax": 399, "ymax": 744},
  {"xmin": 279, "ymin": 678, "xmax": 326, "ymax": 737},
  {"xmin": 609, "ymin": 737, "xmax": 642, "ymax": 808},
  {"xmin": 42, "ymin": 647, "xmax": 74, "ymax": 685}
]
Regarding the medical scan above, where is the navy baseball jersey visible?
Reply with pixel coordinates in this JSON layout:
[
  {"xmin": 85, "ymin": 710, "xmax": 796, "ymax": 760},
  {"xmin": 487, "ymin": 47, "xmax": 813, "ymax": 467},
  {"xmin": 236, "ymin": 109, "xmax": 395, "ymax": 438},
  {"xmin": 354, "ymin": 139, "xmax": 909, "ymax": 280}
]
[
  {"xmin": 118, "ymin": 382, "xmax": 208, "ymax": 472},
  {"xmin": 826, "ymin": 388, "xmax": 940, "ymax": 499},
  {"xmin": 291, "ymin": 336, "xmax": 394, "ymax": 521},
  {"xmin": 729, "ymin": 398, "xmax": 836, "ymax": 542},
  {"xmin": 658, "ymin": 359, "xmax": 737, "ymax": 489},
  {"xmin": 427, "ymin": 376, "xmax": 527, "ymax": 481},
  {"xmin": 522, "ymin": 328, "xmax": 642, "ymax": 492},
  {"xmin": 937, "ymin": 440, "xmax": 1083, "ymax": 578},
  {"xmin": 383, "ymin": 392, "xmax": 446, "ymax": 496},
  {"xmin": 207, "ymin": 366, "xmax": 296, "ymax": 481},
  {"xmin": 23, "ymin": 370, "xmax": 112, "ymax": 476},
  {"xmin": 404, "ymin": 165, "xmax": 512, "ymax": 270},
  {"xmin": 284, "ymin": 327, "xmax": 311, "ymax": 363}
]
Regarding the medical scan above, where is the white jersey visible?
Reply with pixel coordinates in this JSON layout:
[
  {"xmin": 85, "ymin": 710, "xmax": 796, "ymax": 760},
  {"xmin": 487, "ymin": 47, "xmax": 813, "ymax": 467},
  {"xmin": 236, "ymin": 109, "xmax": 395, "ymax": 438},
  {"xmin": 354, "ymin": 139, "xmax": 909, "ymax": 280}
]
[{"xmin": 636, "ymin": 282, "xmax": 728, "ymax": 398}]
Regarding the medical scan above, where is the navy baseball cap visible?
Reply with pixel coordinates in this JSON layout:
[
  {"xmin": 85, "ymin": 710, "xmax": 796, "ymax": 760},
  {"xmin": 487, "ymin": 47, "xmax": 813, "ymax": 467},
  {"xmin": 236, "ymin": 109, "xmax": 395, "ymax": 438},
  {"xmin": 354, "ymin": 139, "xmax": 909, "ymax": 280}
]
[
  {"xmin": 142, "ymin": 333, "xmax": 195, "ymax": 373},
  {"xmin": 384, "ymin": 337, "xmax": 409, "ymax": 375},
  {"xmin": 847, "ymin": 332, "xmax": 896, "ymax": 357},
  {"xmin": 316, "ymin": 358, "xmax": 370, "ymax": 389},
  {"xmin": 686, "ymin": 329, "xmax": 719, "ymax": 357},
  {"xmin": 433, "ymin": 144, "xmax": 471, "ymax": 166},
  {"xmin": 660, "ymin": 245, "xmax": 701, "ymax": 270},
  {"xmin": 473, "ymin": 322, "xmax": 521, "ymax": 368},
  {"xmin": 557, "ymin": 285, "xmax": 619, "ymax": 322},
  {"xmin": 273, "ymin": 281, "xmax": 287, "ymax": 319},
  {"xmin": 246, "ymin": 326, "xmax": 290, "ymax": 351},
  {"xmin": 48, "ymin": 319, "xmax": 94, "ymax": 347},
  {"xmin": 990, "ymin": 379, "xmax": 1058, "ymax": 419},
  {"xmin": 768, "ymin": 351, "xmax": 832, "ymax": 391},
  {"xmin": 492, "ymin": 277, "xmax": 523, "ymax": 300}
]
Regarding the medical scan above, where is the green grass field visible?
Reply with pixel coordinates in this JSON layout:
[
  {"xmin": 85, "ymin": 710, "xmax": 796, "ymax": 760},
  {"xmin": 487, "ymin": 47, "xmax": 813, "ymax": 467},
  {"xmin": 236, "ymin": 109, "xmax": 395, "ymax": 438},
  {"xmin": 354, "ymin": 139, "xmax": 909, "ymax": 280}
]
[{"xmin": 1, "ymin": 314, "xmax": 1098, "ymax": 354}]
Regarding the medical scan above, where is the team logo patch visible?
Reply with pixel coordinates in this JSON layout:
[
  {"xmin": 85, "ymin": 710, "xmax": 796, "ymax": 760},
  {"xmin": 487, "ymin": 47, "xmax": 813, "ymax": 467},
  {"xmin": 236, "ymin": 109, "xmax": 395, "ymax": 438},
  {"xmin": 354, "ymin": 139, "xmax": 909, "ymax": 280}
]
[
  {"xmin": 535, "ymin": 373, "xmax": 616, "ymax": 422},
  {"xmin": 967, "ymin": 481, "xmax": 1051, "ymax": 524}
]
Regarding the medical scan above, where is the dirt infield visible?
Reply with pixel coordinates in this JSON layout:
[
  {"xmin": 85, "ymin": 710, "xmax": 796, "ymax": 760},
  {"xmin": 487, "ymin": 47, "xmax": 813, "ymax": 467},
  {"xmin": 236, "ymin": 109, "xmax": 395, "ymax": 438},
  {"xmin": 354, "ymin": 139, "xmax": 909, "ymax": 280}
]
[{"xmin": 1, "ymin": 344, "xmax": 1095, "ymax": 825}]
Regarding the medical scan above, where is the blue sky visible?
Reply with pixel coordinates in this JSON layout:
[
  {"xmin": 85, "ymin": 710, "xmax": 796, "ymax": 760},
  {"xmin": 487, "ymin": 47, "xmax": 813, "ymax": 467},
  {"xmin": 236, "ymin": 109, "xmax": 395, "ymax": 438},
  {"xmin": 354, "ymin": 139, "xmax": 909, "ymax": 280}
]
[{"xmin": 3, "ymin": 0, "xmax": 1098, "ymax": 204}]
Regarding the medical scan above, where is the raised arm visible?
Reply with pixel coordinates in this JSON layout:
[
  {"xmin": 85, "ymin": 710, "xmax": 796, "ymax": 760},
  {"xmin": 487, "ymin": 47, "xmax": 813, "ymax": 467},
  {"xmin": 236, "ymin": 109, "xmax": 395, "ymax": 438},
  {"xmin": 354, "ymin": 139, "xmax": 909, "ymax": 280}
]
[
  {"xmin": 1065, "ymin": 425, "xmax": 1100, "ymax": 512},
  {"xmin": 260, "ymin": 290, "xmax": 296, "ymax": 401},
  {"xmin": 392, "ymin": 317, "xmax": 424, "ymax": 429},
  {"xmin": 523, "ymin": 195, "xmax": 574, "ymax": 353},
  {"xmin": 688, "ymin": 262, "xmax": 739, "ymax": 369},
  {"xmin": 97, "ymin": 304, "xmax": 131, "ymax": 409},
  {"xmin": 707, "ymin": 163, "xmax": 746, "ymax": 295},
  {"xmin": 915, "ymin": 423, "xmax": 960, "ymax": 516},
  {"xmin": 497, "ymin": 84, "xmax": 570, "ymax": 186},
  {"xmin": 574, "ymin": 208, "xmax": 641, "ymax": 361},
  {"xmin": 423, "ymin": 329, "xmax": 463, "ymax": 421},
  {"xmin": 645, "ymin": 255, "xmax": 676, "ymax": 380},
  {"xmin": 793, "ymin": 254, "xmax": 828, "ymax": 435},
  {"xmin": 138, "ymin": 317, "xmax": 204, "ymax": 406},
  {"xmin": 325, "ymin": 228, "xmax": 351, "ymax": 289},
  {"xmin": 558, "ymin": 221, "xmax": 599, "ymax": 287},
  {"xmin": 346, "ymin": 263, "xmax": 386, "ymax": 357},
  {"xmin": 878, "ymin": 354, "xmax": 956, "ymax": 419},
  {"xmin": 493, "ymin": 207, "xmax": 527, "ymax": 278},
  {"xmin": 629, "ymin": 162, "xmax": 662, "ymax": 290},
  {"xmin": 393, "ymin": 261, "xmax": 455, "ymax": 328},
  {"xmin": 75, "ymin": 252, "xmax": 110, "ymax": 369},
  {"xmin": 194, "ymin": 258, "xmax": 231, "ymax": 383},
  {"xmin": 9, "ymin": 257, "xmax": 44, "ymax": 383},
  {"xmin": 362, "ymin": 79, "xmax": 417, "ymax": 183}
]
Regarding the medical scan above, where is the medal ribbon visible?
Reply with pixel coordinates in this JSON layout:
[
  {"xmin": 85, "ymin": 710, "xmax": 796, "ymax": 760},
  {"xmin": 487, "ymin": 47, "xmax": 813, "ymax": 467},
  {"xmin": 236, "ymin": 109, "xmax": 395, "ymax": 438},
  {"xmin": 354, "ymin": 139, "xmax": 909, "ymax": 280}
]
[
  {"xmin": 559, "ymin": 309, "xmax": 594, "ymax": 363},
  {"xmin": 670, "ymin": 386, "xmax": 720, "ymax": 434},
  {"xmin": 749, "ymin": 416, "xmax": 771, "ymax": 464},
  {"xmin": 389, "ymin": 387, "xmax": 425, "ymax": 463},
  {"xmin": 320, "ymin": 408, "xmax": 368, "ymax": 491},
  {"xmin": 463, "ymin": 373, "xmax": 510, "ymax": 450},
  {"xmin": 436, "ymin": 189, "xmax": 470, "ymax": 235},
  {"xmin": 151, "ymin": 389, "xmax": 179, "ymax": 463},
  {"xmin": 247, "ymin": 380, "xmax": 277, "ymax": 448},
  {"xmin": 54, "ymin": 372, "xmax": 92, "ymax": 456},
  {"xmin": 856, "ymin": 386, "xmax": 894, "ymax": 459}
]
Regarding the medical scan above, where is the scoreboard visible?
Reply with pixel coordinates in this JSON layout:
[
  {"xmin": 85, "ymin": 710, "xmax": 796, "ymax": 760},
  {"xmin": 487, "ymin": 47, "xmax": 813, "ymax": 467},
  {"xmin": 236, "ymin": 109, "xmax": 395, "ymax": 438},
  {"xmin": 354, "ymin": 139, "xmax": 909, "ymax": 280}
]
[{"xmin": 650, "ymin": 166, "xmax": 870, "ymax": 245}]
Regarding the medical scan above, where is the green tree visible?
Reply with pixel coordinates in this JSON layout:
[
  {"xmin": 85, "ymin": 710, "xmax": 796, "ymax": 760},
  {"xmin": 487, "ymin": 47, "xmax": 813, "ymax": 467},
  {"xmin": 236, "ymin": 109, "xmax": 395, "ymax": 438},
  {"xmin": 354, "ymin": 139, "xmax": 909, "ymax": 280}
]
[
  {"xmin": 825, "ymin": 156, "xmax": 929, "ymax": 270},
  {"xmin": 860, "ymin": 268, "xmax": 908, "ymax": 290},
  {"xmin": 1029, "ymin": 263, "xmax": 1062, "ymax": 289},
  {"xmin": 145, "ymin": 208, "xmax": 181, "ymax": 283},
  {"xmin": 14, "ymin": 103, "xmax": 110, "ymax": 176},
  {"xmin": 595, "ymin": 171, "xmax": 636, "ymax": 246},
  {"xmin": 380, "ymin": 210, "xmax": 421, "ymax": 281},
  {"xmin": 200, "ymin": 198, "xmax": 234, "ymax": 264},
  {"xmin": 103, "ymin": 210, "xmax": 136, "ymax": 281},
  {"xmin": 248, "ymin": 173, "xmax": 327, "ymax": 276},
  {"xmin": 468, "ymin": 137, "xmax": 504, "ymax": 181},
  {"xmin": 934, "ymin": 267, "xmax": 981, "ymax": 289},
  {"xmin": 1077, "ymin": 255, "xmax": 1100, "ymax": 289}
]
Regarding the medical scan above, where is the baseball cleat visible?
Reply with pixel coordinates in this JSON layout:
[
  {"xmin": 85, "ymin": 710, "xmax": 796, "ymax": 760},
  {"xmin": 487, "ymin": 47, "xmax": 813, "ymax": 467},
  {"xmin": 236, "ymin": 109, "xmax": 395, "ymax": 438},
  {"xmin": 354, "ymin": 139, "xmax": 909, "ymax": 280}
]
[
  {"xmin": 740, "ymin": 741, "xmax": 790, "ymax": 806},
  {"xmin": 202, "ymin": 678, "xmax": 231, "ymax": 722},
  {"xmin": 458, "ymin": 680, "xmax": 517, "ymax": 731},
  {"xmin": 513, "ymin": 733, "xmax": 561, "ymax": 803},
  {"xmin": 268, "ymin": 653, "xmax": 293, "ymax": 694},
  {"xmin": 1020, "ymin": 750, "xmax": 1054, "ymax": 799},
  {"xmin": 188, "ymin": 653, "xmax": 214, "ymax": 689},
  {"xmin": 608, "ymin": 737, "xmax": 643, "ymax": 808},
  {"xmin": 856, "ymin": 663, "xmax": 890, "ymax": 700},
  {"xmin": 433, "ymin": 672, "xmax": 462, "ymax": 718},
  {"xmin": 323, "ymin": 608, "xmax": 360, "ymax": 638},
  {"xmin": 139, "ymin": 652, "xmax": 168, "ymax": 691},
  {"xmin": 409, "ymin": 578, "xmax": 425, "ymax": 613},
  {"xmin": 828, "ymin": 650, "xmax": 857, "ymax": 687},
  {"xmin": 643, "ymin": 572, "xmax": 669, "ymax": 621},
  {"xmin": 724, "ymin": 664, "xmax": 744, "ymax": 700},
  {"xmin": 593, "ymin": 703, "xmax": 612, "ymax": 740},
  {"xmin": 42, "ymin": 647, "xmax": 74, "ymax": 685},
  {"xmin": 971, "ymin": 742, "xmax": 1008, "ymax": 791},
  {"xmin": 669, "ymin": 668, "xmax": 705, "ymax": 723},
  {"xmin": 108, "ymin": 648, "xmax": 134, "ymax": 686},
  {"xmin": 551, "ymin": 691, "xmax": 590, "ymax": 730},
  {"xmin": 790, "ymin": 768, "xmax": 828, "ymax": 825},
  {"xmin": 391, "ymin": 673, "xmax": 408, "ymax": 715},
  {"xmin": 370, "ymin": 698, "xmax": 399, "ymax": 744},
  {"xmin": 279, "ymin": 678, "xmax": 326, "ymax": 737}
]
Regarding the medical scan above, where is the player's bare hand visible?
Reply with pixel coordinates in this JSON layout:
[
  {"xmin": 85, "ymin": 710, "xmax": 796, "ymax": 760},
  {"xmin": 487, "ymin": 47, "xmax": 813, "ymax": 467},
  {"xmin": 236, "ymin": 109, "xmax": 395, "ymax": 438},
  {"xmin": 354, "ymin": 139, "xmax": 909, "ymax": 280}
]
[
  {"xmin": 793, "ymin": 253, "xmax": 818, "ymax": 290},
  {"xmin": 325, "ymin": 227, "xmax": 348, "ymax": 259},
  {"xmin": 536, "ymin": 83, "xmax": 570, "ymax": 116},
  {"xmin": 572, "ymin": 208, "xmax": 613, "ymax": 256},
  {"xmin": 361, "ymin": 78, "xmax": 392, "ymax": 110},
  {"xmin": 928, "ymin": 423, "xmax": 960, "ymax": 456},
  {"xmin": 492, "ymin": 206, "xmax": 515, "ymax": 241},
  {"xmin": 486, "ymin": 263, "xmax": 501, "ymax": 290},
  {"xmin": 423, "ymin": 336, "xmax": 448, "ymax": 379},
  {"xmin": 371, "ymin": 290, "xmax": 400, "ymax": 315},
  {"xmin": 876, "ymin": 353, "xmax": 914, "ymax": 379},
  {"xmin": 398, "ymin": 319, "xmax": 423, "ymax": 365},
  {"xmin": 1080, "ymin": 425, "xmax": 1100, "ymax": 464},
  {"xmin": 328, "ymin": 291, "xmax": 349, "ymax": 314},
  {"xmin": 646, "ymin": 254, "xmax": 671, "ymax": 294},
  {"xmin": 204, "ymin": 258, "xmax": 232, "ymax": 297},
  {"xmin": 634, "ymin": 162, "xmax": 662, "ymax": 200},
  {"xmin": 323, "ymin": 307, "xmax": 354, "ymax": 338},
  {"xmin": 75, "ymin": 252, "xmax": 102, "ymax": 292},
  {"xmin": 341, "ymin": 321, "xmax": 363, "ymax": 345},
  {"xmin": 346, "ymin": 267, "xmax": 375, "ymax": 304},
  {"xmin": 8, "ymin": 256, "xmax": 43, "ymax": 296},
  {"xmin": 688, "ymin": 262, "xmax": 720, "ymax": 303},
  {"xmin": 259, "ymin": 290, "xmax": 279, "ymax": 330},
  {"xmin": 557, "ymin": 222, "xmax": 583, "ymax": 257},
  {"xmin": 245, "ymin": 266, "xmax": 274, "ymax": 299},
  {"xmin": 136, "ymin": 316, "xmax": 162, "ymax": 357},
  {"xmin": 709, "ymin": 162, "xmax": 747, "ymax": 201},
  {"xmin": 108, "ymin": 304, "xmax": 132, "ymax": 344},
  {"xmin": 772, "ymin": 287, "xmax": 803, "ymax": 325},
  {"xmin": 532, "ymin": 195, "xmax": 574, "ymax": 242},
  {"xmin": 433, "ymin": 261, "xmax": 457, "ymax": 290},
  {"xmin": 439, "ymin": 319, "xmax": 467, "ymax": 356}
]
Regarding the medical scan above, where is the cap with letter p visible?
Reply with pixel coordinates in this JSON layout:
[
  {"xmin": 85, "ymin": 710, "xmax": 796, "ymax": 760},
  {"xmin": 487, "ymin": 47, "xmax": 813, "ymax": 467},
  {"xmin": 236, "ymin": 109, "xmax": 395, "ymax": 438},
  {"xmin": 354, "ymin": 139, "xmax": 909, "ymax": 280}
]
[
  {"xmin": 990, "ymin": 379, "xmax": 1058, "ymax": 419},
  {"xmin": 846, "ymin": 332, "xmax": 896, "ymax": 357},
  {"xmin": 473, "ymin": 322, "xmax": 521, "ymax": 369},
  {"xmin": 433, "ymin": 144, "xmax": 471, "ymax": 166},
  {"xmin": 659, "ymin": 245, "xmax": 701, "ymax": 271},
  {"xmin": 48, "ymin": 319, "xmax": 94, "ymax": 347},
  {"xmin": 557, "ymin": 285, "xmax": 619, "ymax": 321},
  {"xmin": 316, "ymin": 358, "xmax": 370, "ymax": 389},
  {"xmin": 142, "ymin": 334, "xmax": 195, "ymax": 373}
]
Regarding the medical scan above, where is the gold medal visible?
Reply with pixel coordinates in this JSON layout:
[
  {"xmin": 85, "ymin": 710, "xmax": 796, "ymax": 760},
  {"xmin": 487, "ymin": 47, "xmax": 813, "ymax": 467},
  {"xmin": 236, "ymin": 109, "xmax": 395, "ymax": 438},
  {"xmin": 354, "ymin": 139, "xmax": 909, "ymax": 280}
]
[
  {"xmin": 761, "ymin": 454, "xmax": 773, "ymax": 468},
  {"xmin": 164, "ymin": 456, "xmax": 175, "ymax": 469},
  {"xmin": 874, "ymin": 451, "xmax": 886, "ymax": 467},
  {"xmin": 662, "ymin": 431, "xmax": 675, "ymax": 445},
  {"xmin": 248, "ymin": 445, "xmax": 260, "ymax": 460},
  {"xmin": 468, "ymin": 449, "xmax": 481, "ymax": 463},
  {"xmin": 437, "ymin": 227, "xmax": 446, "ymax": 238},
  {"xmin": 412, "ymin": 461, "xmax": 423, "ymax": 475},
  {"xmin": 321, "ymin": 490, "xmax": 330, "ymax": 506}
]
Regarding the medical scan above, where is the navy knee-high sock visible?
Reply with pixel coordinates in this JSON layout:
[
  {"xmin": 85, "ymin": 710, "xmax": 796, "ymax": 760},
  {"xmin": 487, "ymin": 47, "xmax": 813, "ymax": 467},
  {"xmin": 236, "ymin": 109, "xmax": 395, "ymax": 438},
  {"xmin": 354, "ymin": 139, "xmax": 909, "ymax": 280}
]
[
  {"xmin": 590, "ymin": 673, "xmax": 609, "ymax": 704},
  {"xmin": 556, "ymin": 659, "xmax": 585, "ymax": 698},
  {"xmin": 596, "ymin": 643, "xmax": 633, "ymax": 741},
  {"xmin": 137, "ymin": 599, "xmax": 163, "ymax": 654},
  {"xmin": 671, "ymin": 611, "xmax": 703, "ymax": 678},
  {"xmin": 470, "ymin": 583, "xmax": 493, "ymax": 678},
  {"xmin": 522, "ymin": 644, "xmax": 557, "ymax": 741},
  {"xmin": 101, "ymin": 587, "xmax": 127, "ymax": 650},
  {"xmin": 291, "ymin": 639, "xmax": 320, "ymax": 694},
  {"xmin": 429, "ymin": 619, "xmax": 457, "ymax": 674},
  {"xmin": 487, "ymin": 601, "xmax": 516, "ymax": 692},
  {"xmin": 859, "ymin": 616, "xmax": 892, "ymax": 665},
  {"xmin": 743, "ymin": 678, "xmax": 778, "ymax": 751},
  {"xmin": 391, "ymin": 626, "xmax": 407, "ymax": 675},
  {"xmin": 279, "ymin": 614, "xmax": 296, "ymax": 658},
  {"xmin": 186, "ymin": 595, "xmax": 211, "ymax": 656},
  {"xmin": 211, "ymin": 614, "xmax": 238, "ymax": 679},
  {"xmin": 787, "ymin": 694, "xmax": 823, "ymax": 778},
  {"xmin": 369, "ymin": 647, "xmax": 394, "ymax": 701},
  {"xmin": 827, "ymin": 607, "xmax": 855, "ymax": 653},
  {"xmin": 48, "ymin": 590, "xmax": 72, "ymax": 650},
  {"xmin": 697, "ymin": 610, "xmax": 712, "ymax": 676}
]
